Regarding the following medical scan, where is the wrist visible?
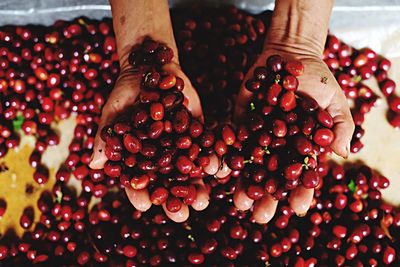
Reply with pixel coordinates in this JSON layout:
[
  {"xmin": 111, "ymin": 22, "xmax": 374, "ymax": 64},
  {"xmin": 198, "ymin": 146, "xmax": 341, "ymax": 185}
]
[
  {"xmin": 111, "ymin": 0, "xmax": 179, "ymax": 71},
  {"xmin": 263, "ymin": 28, "xmax": 324, "ymax": 58},
  {"xmin": 263, "ymin": 0, "xmax": 333, "ymax": 58}
]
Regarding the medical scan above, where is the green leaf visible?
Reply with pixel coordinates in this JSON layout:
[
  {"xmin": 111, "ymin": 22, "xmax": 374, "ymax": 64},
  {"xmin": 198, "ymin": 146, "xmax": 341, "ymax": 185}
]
[
  {"xmin": 354, "ymin": 75, "xmax": 362, "ymax": 83},
  {"xmin": 250, "ymin": 102, "xmax": 256, "ymax": 111},
  {"xmin": 56, "ymin": 191, "xmax": 63, "ymax": 203},
  {"xmin": 12, "ymin": 115, "xmax": 25, "ymax": 131},
  {"xmin": 348, "ymin": 179, "xmax": 356, "ymax": 193}
]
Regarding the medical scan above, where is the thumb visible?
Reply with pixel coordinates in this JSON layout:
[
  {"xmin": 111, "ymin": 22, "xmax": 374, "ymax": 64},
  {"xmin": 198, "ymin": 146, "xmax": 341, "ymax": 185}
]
[
  {"xmin": 89, "ymin": 74, "xmax": 140, "ymax": 169},
  {"xmin": 326, "ymin": 89, "xmax": 355, "ymax": 158}
]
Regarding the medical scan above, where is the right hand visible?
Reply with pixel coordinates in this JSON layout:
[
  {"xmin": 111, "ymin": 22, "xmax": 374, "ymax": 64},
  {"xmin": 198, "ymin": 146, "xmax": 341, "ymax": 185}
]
[{"xmin": 233, "ymin": 49, "xmax": 354, "ymax": 224}]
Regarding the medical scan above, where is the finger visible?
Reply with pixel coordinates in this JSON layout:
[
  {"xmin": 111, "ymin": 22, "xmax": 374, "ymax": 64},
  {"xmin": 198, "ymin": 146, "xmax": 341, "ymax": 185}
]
[
  {"xmin": 162, "ymin": 202, "xmax": 189, "ymax": 223},
  {"xmin": 288, "ymin": 185, "xmax": 314, "ymax": 217},
  {"xmin": 252, "ymin": 194, "xmax": 278, "ymax": 224},
  {"xmin": 89, "ymin": 78, "xmax": 140, "ymax": 169},
  {"xmin": 296, "ymin": 63, "xmax": 354, "ymax": 158},
  {"xmin": 125, "ymin": 187, "xmax": 152, "ymax": 212},
  {"xmin": 203, "ymin": 153, "xmax": 220, "ymax": 176},
  {"xmin": 215, "ymin": 161, "xmax": 232, "ymax": 179},
  {"xmin": 326, "ymin": 90, "xmax": 355, "ymax": 158},
  {"xmin": 191, "ymin": 179, "xmax": 210, "ymax": 211},
  {"xmin": 233, "ymin": 180, "xmax": 254, "ymax": 211},
  {"xmin": 183, "ymin": 83, "xmax": 204, "ymax": 122},
  {"xmin": 89, "ymin": 130, "xmax": 107, "ymax": 169}
]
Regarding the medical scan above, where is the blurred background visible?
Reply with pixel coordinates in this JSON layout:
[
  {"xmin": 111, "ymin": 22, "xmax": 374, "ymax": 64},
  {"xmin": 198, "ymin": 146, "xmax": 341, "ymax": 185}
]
[{"xmin": 1, "ymin": 0, "xmax": 400, "ymax": 56}]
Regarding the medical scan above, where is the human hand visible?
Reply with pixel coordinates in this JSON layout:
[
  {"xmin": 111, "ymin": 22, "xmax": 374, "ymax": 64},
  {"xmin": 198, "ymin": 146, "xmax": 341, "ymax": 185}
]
[
  {"xmin": 233, "ymin": 47, "xmax": 355, "ymax": 224},
  {"xmin": 89, "ymin": 57, "xmax": 211, "ymax": 223}
]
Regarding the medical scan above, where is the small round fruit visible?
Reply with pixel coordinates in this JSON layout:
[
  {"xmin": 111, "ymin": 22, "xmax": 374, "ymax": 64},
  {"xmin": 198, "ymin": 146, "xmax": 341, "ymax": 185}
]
[{"xmin": 313, "ymin": 128, "xmax": 334, "ymax": 147}]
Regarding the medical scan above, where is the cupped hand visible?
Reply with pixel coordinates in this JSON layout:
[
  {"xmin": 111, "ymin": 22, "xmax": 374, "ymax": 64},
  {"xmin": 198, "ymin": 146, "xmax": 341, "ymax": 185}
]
[
  {"xmin": 89, "ymin": 61, "xmax": 210, "ymax": 223},
  {"xmin": 233, "ymin": 48, "xmax": 355, "ymax": 224}
]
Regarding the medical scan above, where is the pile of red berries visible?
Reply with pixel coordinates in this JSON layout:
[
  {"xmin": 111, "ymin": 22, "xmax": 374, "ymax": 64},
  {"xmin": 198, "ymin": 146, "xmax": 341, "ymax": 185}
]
[
  {"xmin": 101, "ymin": 40, "xmax": 215, "ymax": 212},
  {"xmin": 0, "ymin": 5, "xmax": 399, "ymax": 266},
  {"xmin": 0, "ymin": 18, "xmax": 119, "ymax": 190},
  {"xmin": 324, "ymin": 35, "xmax": 399, "ymax": 152},
  {"xmin": 2, "ymin": 160, "xmax": 397, "ymax": 266},
  {"xmin": 173, "ymin": 6, "xmax": 268, "ymax": 123},
  {"xmin": 226, "ymin": 55, "xmax": 334, "ymax": 200}
]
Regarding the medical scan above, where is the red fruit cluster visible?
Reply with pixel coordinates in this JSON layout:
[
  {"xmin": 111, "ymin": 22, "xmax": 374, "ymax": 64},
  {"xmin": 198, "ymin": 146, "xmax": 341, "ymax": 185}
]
[
  {"xmin": 175, "ymin": 8, "xmax": 399, "ymax": 156},
  {"xmin": 102, "ymin": 40, "xmax": 213, "ymax": 212},
  {"xmin": 227, "ymin": 55, "xmax": 334, "ymax": 200},
  {"xmin": 0, "ymin": 5, "xmax": 399, "ymax": 266},
  {"xmin": 5, "ymin": 160, "xmax": 396, "ymax": 267},
  {"xmin": 324, "ymin": 35, "xmax": 399, "ymax": 152},
  {"xmin": 0, "ymin": 18, "xmax": 119, "ymax": 188},
  {"xmin": 173, "ymin": 6, "xmax": 267, "ymax": 124}
]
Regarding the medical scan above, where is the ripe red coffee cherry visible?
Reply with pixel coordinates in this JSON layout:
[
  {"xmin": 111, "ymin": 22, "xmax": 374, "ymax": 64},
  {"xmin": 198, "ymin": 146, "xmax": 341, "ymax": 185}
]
[
  {"xmin": 159, "ymin": 75, "xmax": 177, "ymax": 90},
  {"xmin": 280, "ymin": 91, "xmax": 296, "ymax": 112},
  {"xmin": 245, "ymin": 79, "xmax": 262, "ymax": 92},
  {"xmin": 267, "ymin": 55, "xmax": 283, "ymax": 72},
  {"xmin": 175, "ymin": 155, "xmax": 193, "ymax": 174},
  {"xmin": 150, "ymin": 102, "xmax": 164, "ymax": 121},
  {"xmin": 285, "ymin": 60, "xmax": 304, "ymax": 76},
  {"xmin": 380, "ymin": 79, "xmax": 396, "ymax": 97},
  {"xmin": 166, "ymin": 196, "xmax": 182, "ymax": 213},
  {"xmin": 388, "ymin": 95, "xmax": 400, "ymax": 113},
  {"xmin": 187, "ymin": 253, "xmax": 205, "ymax": 265},
  {"xmin": 313, "ymin": 128, "xmax": 334, "ymax": 147},
  {"xmin": 221, "ymin": 124, "xmax": 236, "ymax": 145},
  {"xmin": 254, "ymin": 66, "xmax": 268, "ymax": 81},
  {"xmin": 284, "ymin": 163, "xmax": 303, "ymax": 180},
  {"xmin": 301, "ymin": 170, "xmax": 320, "ymax": 189},
  {"xmin": 155, "ymin": 46, "xmax": 174, "ymax": 64},
  {"xmin": 123, "ymin": 134, "xmax": 141, "ymax": 154},
  {"xmin": 316, "ymin": 109, "xmax": 334, "ymax": 128},
  {"xmin": 267, "ymin": 83, "xmax": 282, "ymax": 106}
]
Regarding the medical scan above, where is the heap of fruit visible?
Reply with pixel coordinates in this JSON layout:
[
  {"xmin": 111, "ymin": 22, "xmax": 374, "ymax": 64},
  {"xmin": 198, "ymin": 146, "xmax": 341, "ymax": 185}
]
[
  {"xmin": 0, "ymin": 5, "xmax": 399, "ymax": 266},
  {"xmin": 228, "ymin": 55, "xmax": 334, "ymax": 200},
  {"xmin": 101, "ymin": 40, "xmax": 213, "ymax": 212}
]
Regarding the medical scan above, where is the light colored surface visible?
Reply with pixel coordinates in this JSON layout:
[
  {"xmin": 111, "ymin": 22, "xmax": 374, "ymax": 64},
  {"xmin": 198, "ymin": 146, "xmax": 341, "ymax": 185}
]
[
  {"xmin": 335, "ymin": 57, "xmax": 400, "ymax": 206},
  {"xmin": 0, "ymin": 117, "xmax": 75, "ymax": 236}
]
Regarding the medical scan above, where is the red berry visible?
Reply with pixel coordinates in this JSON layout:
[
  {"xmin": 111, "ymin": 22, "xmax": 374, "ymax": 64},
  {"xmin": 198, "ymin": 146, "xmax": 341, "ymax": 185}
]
[
  {"xmin": 282, "ymin": 75, "xmax": 298, "ymax": 91},
  {"xmin": 316, "ymin": 109, "xmax": 334, "ymax": 128},
  {"xmin": 176, "ymin": 155, "xmax": 193, "ymax": 174},
  {"xmin": 123, "ymin": 134, "xmax": 141, "ymax": 154},
  {"xmin": 150, "ymin": 102, "xmax": 164, "ymax": 120},
  {"xmin": 280, "ymin": 91, "xmax": 297, "ymax": 112},
  {"xmin": 284, "ymin": 163, "xmax": 303, "ymax": 180},
  {"xmin": 313, "ymin": 128, "xmax": 334, "ymax": 147},
  {"xmin": 285, "ymin": 60, "xmax": 304, "ymax": 76},
  {"xmin": 389, "ymin": 95, "xmax": 400, "ymax": 113},
  {"xmin": 301, "ymin": 170, "xmax": 320, "ymax": 189},
  {"xmin": 159, "ymin": 75, "xmax": 176, "ymax": 90}
]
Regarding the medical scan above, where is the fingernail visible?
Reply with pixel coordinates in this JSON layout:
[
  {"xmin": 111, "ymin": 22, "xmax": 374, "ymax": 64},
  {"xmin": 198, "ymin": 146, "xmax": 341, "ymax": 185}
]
[
  {"xmin": 297, "ymin": 212, "xmax": 307, "ymax": 217},
  {"xmin": 89, "ymin": 153, "xmax": 94, "ymax": 163}
]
